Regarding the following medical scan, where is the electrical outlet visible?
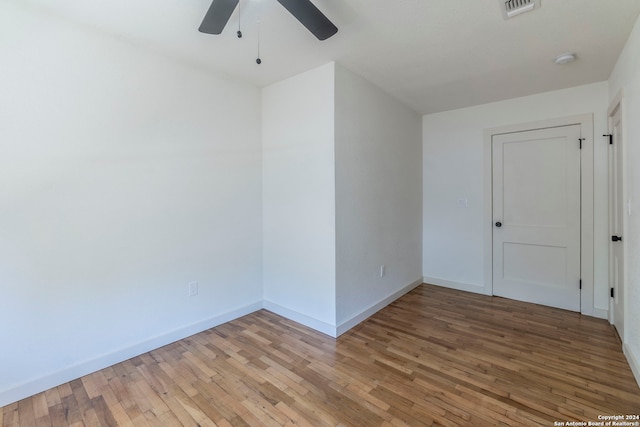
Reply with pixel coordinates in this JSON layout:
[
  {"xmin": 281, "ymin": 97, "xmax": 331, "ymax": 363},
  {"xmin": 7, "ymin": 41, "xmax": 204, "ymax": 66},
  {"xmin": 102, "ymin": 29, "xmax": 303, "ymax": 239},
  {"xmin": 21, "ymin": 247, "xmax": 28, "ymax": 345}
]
[
  {"xmin": 457, "ymin": 198, "xmax": 468, "ymax": 208},
  {"xmin": 380, "ymin": 265, "xmax": 385, "ymax": 278},
  {"xmin": 188, "ymin": 281, "xmax": 198, "ymax": 297}
]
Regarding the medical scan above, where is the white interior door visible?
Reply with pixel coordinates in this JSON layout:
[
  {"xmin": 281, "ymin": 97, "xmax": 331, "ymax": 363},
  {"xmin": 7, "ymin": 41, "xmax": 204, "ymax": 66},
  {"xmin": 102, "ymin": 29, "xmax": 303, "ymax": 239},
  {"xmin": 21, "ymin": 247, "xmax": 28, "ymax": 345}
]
[
  {"xmin": 492, "ymin": 125, "xmax": 581, "ymax": 311},
  {"xmin": 609, "ymin": 105, "xmax": 625, "ymax": 340}
]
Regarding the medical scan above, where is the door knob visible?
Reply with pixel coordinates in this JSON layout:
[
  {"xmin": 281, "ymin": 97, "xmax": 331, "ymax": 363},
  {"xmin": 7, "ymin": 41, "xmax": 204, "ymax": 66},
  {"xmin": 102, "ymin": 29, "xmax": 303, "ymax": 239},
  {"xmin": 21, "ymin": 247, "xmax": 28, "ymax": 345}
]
[{"xmin": 495, "ymin": 221, "xmax": 502, "ymax": 228}]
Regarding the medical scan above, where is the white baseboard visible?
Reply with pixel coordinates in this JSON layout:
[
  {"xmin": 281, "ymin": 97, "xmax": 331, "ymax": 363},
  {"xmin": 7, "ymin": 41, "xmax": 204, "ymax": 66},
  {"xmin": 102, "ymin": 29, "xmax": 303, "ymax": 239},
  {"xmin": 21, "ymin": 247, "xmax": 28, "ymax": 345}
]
[
  {"xmin": 264, "ymin": 278, "xmax": 424, "ymax": 339},
  {"xmin": 624, "ymin": 343, "xmax": 640, "ymax": 388},
  {"xmin": 0, "ymin": 301, "xmax": 262, "ymax": 408},
  {"xmin": 590, "ymin": 307, "xmax": 609, "ymax": 320},
  {"xmin": 262, "ymin": 301, "xmax": 338, "ymax": 338},
  {"xmin": 335, "ymin": 278, "xmax": 423, "ymax": 337},
  {"xmin": 423, "ymin": 276, "xmax": 488, "ymax": 295}
]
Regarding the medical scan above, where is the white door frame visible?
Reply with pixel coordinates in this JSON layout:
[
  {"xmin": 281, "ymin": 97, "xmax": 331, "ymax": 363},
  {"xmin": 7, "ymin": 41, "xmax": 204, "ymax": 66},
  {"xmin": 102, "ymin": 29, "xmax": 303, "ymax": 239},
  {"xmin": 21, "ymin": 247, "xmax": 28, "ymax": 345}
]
[
  {"xmin": 607, "ymin": 91, "xmax": 628, "ymax": 341},
  {"xmin": 483, "ymin": 114, "xmax": 595, "ymax": 316}
]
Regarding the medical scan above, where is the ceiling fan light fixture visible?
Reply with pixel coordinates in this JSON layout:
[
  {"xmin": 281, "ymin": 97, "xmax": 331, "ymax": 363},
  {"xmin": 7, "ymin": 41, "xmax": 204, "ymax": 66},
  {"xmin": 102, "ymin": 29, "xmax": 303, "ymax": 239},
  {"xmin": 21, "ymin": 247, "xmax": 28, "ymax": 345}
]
[
  {"xmin": 199, "ymin": 0, "xmax": 338, "ymax": 40},
  {"xmin": 554, "ymin": 53, "xmax": 577, "ymax": 65}
]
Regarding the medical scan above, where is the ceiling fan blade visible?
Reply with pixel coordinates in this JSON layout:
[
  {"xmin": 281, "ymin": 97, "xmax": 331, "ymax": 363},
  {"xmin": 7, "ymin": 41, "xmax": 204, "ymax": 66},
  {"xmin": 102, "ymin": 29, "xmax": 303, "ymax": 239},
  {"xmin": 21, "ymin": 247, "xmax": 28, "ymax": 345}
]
[
  {"xmin": 199, "ymin": 0, "xmax": 239, "ymax": 34},
  {"xmin": 276, "ymin": 0, "xmax": 338, "ymax": 41}
]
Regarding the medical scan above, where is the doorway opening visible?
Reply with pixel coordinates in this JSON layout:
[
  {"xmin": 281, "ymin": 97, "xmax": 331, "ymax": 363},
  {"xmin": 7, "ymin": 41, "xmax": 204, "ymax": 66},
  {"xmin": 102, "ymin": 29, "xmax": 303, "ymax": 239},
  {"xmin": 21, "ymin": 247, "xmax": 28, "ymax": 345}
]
[{"xmin": 608, "ymin": 95, "xmax": 626, "ymax": 343}]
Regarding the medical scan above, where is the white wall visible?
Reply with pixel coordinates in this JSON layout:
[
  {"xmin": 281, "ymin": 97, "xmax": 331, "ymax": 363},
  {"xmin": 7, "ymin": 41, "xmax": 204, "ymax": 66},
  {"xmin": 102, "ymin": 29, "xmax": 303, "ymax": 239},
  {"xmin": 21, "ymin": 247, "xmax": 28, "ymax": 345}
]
[
  {"xmin": 262, "ymin": 63, "xmax": 337, "ymax": 334},
  {"xmin": 334, "ymin": 65, "xmax": 422, "ymax": 332},
  {"xmin": 262, "ymin": 63, "xmax": 422, "ymax": 337},
  {"xmin": 608, "ymin": 14, "xmax": 640, "ymax": 384},
  {"xmin": 422, "ymin": 82, "xmax": 609, "ymax": 313},
  {"xmin": 0, "ymin": 2, "xmax": 262, "ymax": 406}
]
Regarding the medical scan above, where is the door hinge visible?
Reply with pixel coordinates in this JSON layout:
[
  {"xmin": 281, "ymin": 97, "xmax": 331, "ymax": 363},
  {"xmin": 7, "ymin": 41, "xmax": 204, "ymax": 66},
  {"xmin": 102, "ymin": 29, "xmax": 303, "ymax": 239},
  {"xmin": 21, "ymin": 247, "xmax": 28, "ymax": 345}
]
[
  {"xmin": 611, "ymin": 287, "xmax": 615, "ymax": 298},
  {"xmin": 603, "ymin": 134, "xmax": 613, "ymax": 145},
  {"xmin": 578, "ymin": 138, "xmax": 585, "ymax": 149},
  {"xmin": 579, "ymin": 279, "xmax": 582, "ymax": 290}
]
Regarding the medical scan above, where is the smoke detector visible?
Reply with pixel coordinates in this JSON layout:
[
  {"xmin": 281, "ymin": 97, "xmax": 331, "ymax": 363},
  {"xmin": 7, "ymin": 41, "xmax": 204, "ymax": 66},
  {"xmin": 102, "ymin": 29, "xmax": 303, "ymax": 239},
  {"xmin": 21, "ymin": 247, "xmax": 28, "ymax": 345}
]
[
  {"xmin": 554, "ymin": 53, "xmax": 577, "ymax": 65},
  {"xmin": 500, "ymin": 0, "xmax": 541, "ymax": 19}
]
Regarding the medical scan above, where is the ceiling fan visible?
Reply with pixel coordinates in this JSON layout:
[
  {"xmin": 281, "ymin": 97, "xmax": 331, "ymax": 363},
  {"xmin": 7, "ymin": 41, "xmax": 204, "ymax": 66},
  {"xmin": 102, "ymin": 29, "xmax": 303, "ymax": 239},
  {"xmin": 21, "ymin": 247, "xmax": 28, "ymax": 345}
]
[{"xmin": 199, "ymin": 0, "xmax": 338, "ymax": 41}]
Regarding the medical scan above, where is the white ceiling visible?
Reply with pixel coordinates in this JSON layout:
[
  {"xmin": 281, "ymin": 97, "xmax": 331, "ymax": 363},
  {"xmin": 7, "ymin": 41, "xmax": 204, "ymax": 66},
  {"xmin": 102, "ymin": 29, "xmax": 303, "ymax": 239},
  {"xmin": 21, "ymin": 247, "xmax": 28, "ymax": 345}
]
[{"xmin": 19, "ymin": 0, "xmax": 640, "ymax": 114}]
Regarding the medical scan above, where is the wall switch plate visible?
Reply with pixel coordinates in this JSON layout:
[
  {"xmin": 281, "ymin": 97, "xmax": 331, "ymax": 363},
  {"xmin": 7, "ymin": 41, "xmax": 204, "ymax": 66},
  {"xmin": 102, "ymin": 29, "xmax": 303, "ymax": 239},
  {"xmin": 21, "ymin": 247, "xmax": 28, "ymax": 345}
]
[
  {"xmin": 380, "ymin": 265, "xmax": 385, "ymax": 278},
  {"xmin": 457, "ymin": 198, "xmax": 468, "ymax": 208},
  {"xmin": 188, "ymin": 281, "xmax": 198, "ymax": 297}
]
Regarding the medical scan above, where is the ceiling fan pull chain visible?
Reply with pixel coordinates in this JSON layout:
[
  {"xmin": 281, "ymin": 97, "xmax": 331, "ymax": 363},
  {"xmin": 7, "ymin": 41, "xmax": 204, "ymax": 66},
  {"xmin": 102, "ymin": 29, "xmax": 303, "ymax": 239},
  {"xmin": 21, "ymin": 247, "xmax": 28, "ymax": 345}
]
[
  {"xmin": 237, "ymin": 0, "xmax": 242, "ymax": 38},
  {"xmin": 256, "ymin": 19, "xmax": 262, "ymax": 64}
]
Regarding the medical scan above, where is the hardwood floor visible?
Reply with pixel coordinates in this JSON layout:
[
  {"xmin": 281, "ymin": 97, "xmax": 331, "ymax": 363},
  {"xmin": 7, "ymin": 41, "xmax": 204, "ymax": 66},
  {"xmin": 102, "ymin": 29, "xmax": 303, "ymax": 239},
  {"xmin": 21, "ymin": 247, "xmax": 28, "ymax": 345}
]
[{"xmin": 3, "ymin": 284, "xmax": 639, "ymax": 426}]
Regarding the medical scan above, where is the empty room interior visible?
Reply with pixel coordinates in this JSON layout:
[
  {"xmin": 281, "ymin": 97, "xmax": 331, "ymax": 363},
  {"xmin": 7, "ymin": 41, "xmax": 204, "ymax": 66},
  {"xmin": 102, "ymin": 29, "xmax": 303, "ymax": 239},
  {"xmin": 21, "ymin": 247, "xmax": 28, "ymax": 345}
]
[{"xmin": 2, "ymin": 0, "xmax": 640, "ymax": 425}]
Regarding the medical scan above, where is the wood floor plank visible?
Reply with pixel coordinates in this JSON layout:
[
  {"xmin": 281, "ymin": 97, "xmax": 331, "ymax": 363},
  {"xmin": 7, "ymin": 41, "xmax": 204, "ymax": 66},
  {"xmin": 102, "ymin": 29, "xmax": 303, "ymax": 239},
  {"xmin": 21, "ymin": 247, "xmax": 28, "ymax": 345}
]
[
  {"xmin": 4, "ymin": 284, "xmax": 640, "ymax": 426},
  {"xmin": 48, "ymin": 404, "xmax": 69, "ymax": 427}
]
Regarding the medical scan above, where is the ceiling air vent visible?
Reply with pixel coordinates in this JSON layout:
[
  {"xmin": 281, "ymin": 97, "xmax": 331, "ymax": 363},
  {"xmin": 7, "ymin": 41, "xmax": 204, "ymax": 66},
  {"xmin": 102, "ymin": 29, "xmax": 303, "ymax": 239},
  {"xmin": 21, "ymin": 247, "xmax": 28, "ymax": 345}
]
[{"xmin": 501, "ymin": 0, "xmax": 540, "ymax": 19}]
